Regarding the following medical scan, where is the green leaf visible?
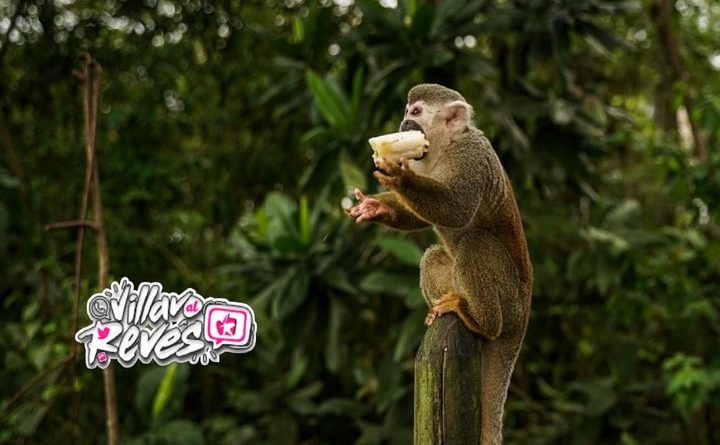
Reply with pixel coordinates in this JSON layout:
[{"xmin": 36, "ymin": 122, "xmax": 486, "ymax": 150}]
[
  {"xmin": 359, "ymin": 270, "xmax": 423, "ymax": 307},
  {"xmin": 152, "ymin": 362, "xmax": 178, "ymax": 421},
  {"xmin": 272, "ymin": 267, "xmax": 311, "ymax": 319},
  {"xmin": 264, "ymin": 192, "xmax": 301, "ymax": 252},
  {"xmin": 300, "ymin": 127, "xmax": 329, "ymax": 146},
  {"xmin": 305, "ymin": 70, "xmax": 351, "ymax": 131},
  {"xmin": 136, "ymin": 367, "xmax": 167, "ymax": 419},
  {"xmin": 299, "ymin": 195, "xmax": 310, "ymax": 245},
  {"xmin": 156, "ymin": 419, "xmax": 205, "ymax": 445},
  {"xmin": 325, "ymin": 297, "xmax": 348, "ymax": 373},
  {"xmin": 318, "ymin": 398, "xmax": 369, "ymax": 417},
  {"xmin": 292, "ymin": 16, "xmax": 304, "ymax": 43},
  {"xmin": 356, "ymin": 0, "xmax": 402, "ymax": 29},
  {"xmin": 375, "ymin": 237, "xmax": 423, "ymax": 266},
  {"xmin": 351, "ymin": 66, "xmax": 365, "ymax": 119},
  {"xmin": 339, "ymin": 149, "xmax": 367, "ymax": 192},
  {"xmin": 309, "ymin": 184, "xmax": 331, "ymax": 239},
  {"xmin": 16, "ymin": 404, "xmax": 48, "ymax": 437},
  {"xmin": 410, "ymin": 5, "xmax": 434, "ymax": 39},
  {"xmin": 583, "ymin": 227, "xmax": 629, "ymax": 253},
  {"xmin": 286, "ymin": 355, "xmax": 309, "ymax": 390},
  {"xmin": 393, "ymin": 308, "xmax": 426, "ymax": 361},
  {"xmin": 605, "ymin": 200, "xmax": 640, "ymax": 226},
  {"xmin": 420, "ymin": 45, "xmax": 454, "ymax": 67}
]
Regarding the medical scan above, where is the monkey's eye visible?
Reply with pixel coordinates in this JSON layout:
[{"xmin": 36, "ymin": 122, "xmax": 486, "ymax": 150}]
[{"xmin": 410, "ymin": 108, "xmax": 421, "ymax": 116}]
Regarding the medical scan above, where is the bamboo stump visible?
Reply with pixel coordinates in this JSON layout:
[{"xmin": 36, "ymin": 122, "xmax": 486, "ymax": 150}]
[{"xmin": 414, "ymin": 313, "xmax": 483, "ymax": 444}]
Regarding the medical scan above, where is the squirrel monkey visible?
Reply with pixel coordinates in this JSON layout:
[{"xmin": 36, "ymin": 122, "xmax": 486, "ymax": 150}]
[{"xmin": 347, "ymin": 84, "xmax": 533, "ymax": 445}]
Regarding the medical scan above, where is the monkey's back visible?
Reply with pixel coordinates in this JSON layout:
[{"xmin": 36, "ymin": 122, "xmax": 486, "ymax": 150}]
[{"xmin": 433, "ymin": 128, "xmax": 533, "ymax": 296}]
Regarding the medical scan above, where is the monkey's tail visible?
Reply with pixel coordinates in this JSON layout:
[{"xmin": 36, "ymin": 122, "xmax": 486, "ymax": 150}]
[{"xmin": 479, "ymin": 334, "xmax": 523, "ymax": 445}]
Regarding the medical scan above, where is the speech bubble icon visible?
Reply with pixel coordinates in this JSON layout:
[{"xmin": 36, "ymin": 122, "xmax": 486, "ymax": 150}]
[{"xmin": 203, "ymin": 304, "xmax": 251, "ymax": 349}]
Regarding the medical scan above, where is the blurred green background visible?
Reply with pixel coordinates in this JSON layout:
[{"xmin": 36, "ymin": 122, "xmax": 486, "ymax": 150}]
[{"xmin": 1, "ymin": 0, "xmax": 720, "ymax": 444}]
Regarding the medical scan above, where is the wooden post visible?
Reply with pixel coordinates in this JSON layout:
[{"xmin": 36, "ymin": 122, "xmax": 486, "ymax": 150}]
[{"xmin": 414, "ymin": 313, "xmax": 483, "ymax": 445}]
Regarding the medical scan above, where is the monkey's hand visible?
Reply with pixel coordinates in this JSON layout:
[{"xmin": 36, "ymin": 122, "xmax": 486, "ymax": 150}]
[
  {"xmin": 373, "ymin": 157, "xmax": 414, "ymax": 189},
  {"xmin": 346, "ymin": 189, "xmax": 392, "ymax": 223}
]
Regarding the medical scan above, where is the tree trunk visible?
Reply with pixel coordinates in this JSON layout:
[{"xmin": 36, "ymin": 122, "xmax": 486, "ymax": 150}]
[{"xmin": 414, "ymin": 314, "xmax": 483, "ymax": 444}]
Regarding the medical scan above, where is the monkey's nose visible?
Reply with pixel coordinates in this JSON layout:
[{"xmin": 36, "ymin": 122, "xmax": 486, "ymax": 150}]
[{"xmin": 399, "ymin": 119, "xmax": 424, "ymax": 133}]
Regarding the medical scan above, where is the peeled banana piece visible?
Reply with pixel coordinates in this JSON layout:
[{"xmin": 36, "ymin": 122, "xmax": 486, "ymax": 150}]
[{"xmin": 368, "ymin": 130, "xmax": 429, "ymax": 166}]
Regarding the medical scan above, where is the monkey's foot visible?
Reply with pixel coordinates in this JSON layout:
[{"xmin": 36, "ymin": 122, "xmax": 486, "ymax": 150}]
[{"xmin": 424, "ymin": 291, "xmax": 461, "ymax": 326}]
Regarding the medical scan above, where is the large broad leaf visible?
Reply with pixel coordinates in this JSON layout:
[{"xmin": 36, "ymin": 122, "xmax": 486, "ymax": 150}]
[
  {"xmin": 263, "ymin": 192, "xmax": 301, "ymax": 253},
  {"xmin": 393, "ymin": 308, "xmax": 427, "ymax": 361},
  {"xmin": 305, "ymin": 70, "xmax": 352, "ymax": 131},
  {"xmin": 375, "ymin": 237, "xmax": 424, "ymax": 266},
  {"xmin": 340, "ymin": 149, "xmax": 367, "ymax": 192},
  {"xmin": 410, "ymin": 4, "xmax": 434, "ymax": 39},
  {"xmin": 350, "ymin": 66, "xmax": 365, "ymax": 120},
  {"xmin": 359, "ymin": 270, "xmax": 423, "ymax": 307}
]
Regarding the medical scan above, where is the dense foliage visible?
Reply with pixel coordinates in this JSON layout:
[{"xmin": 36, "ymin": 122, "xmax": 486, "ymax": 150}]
[{"xmin": 1, "ymin": 0, "xmax": 719, "ymax": 444}]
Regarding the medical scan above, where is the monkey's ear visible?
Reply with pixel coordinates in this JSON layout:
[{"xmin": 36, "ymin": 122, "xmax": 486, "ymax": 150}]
[{"xmin": 443, "ymin": 100, "xmax": 473, "ymax": 132}]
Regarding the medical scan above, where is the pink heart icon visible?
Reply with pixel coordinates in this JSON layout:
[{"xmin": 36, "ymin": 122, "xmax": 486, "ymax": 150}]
[
  {"xmin": 97, "ymin": 327, "xmax": 110, "ymax": 339},
  {"xmin": 97, "ymin": 352, "xmax": 107, "ymax": 362}
]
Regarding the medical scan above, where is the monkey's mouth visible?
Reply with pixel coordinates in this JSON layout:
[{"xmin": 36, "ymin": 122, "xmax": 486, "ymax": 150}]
[{"xmin": 399, "ymin": 121, "xmax": 427, "ymax": 160}]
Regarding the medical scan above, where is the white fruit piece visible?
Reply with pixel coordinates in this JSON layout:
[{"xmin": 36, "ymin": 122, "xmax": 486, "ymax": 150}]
[{"xmin": 368, "ymin": 130, "xmax": 429, "ymax": 166}]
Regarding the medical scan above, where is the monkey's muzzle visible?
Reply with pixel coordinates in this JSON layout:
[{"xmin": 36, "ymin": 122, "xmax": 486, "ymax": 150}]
[{"xmin": 399, "ymin": 119, "xmax": 424, "ymax": 134}]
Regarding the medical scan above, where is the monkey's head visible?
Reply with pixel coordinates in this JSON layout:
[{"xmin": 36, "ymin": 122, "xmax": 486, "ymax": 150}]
[{"xmin": 399, "ymin": 83, "xmax": 474, "ymax": 150}]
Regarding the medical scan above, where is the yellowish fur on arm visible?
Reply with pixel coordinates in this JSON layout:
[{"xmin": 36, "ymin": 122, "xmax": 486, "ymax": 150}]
[{"xmin": 372, "ymin": 191, "xmax": 430, "ymax": 231}]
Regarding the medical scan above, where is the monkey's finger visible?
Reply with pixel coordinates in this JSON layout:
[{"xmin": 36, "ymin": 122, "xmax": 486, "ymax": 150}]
[
  {"xmin": 388, "ymin": 159, "xmax": 403, "ymax": 175},
  {"xmin": 377, "ymin": 157, "xmax": 399, "ymax": 176},
  {"xmin": 354, "ymin": 188, "xmax": 366, "ymax": 202},
  {"xmin": 373, "ymin": 171, "xmax": 392, "ymax": 186},
  {"xmin": 353, "ymin": 205, "xmax": 369, "ymax": 218}
]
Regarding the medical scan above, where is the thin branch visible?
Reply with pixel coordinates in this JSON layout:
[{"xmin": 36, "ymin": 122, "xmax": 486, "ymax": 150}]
[
  {"xmin": 0, "ymin": 354, "xmax": 73, "ymax": 419},
  {"xmin": 66, "ymin": 54, "xmax": 97, "ymax": 445},
  {"xmin": 85, "ymin": 57, "xmax": 119, "ymax": 445},
  {"xmin": 44, "ymin": 220, "xmax": 98, "ymax": 232}
]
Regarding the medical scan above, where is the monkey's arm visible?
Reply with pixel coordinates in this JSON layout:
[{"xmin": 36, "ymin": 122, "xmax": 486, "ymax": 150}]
[
  {"xmin": 372, "ymin": 191, "xmax": 431, "ymax": 231},
  {"xmin": 378, "ymin": 142, "xmax": 504, "ymax": 228},
  {"xmin": 393, "ymin": 174, "xmax": 478, "ymax": 228}
]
